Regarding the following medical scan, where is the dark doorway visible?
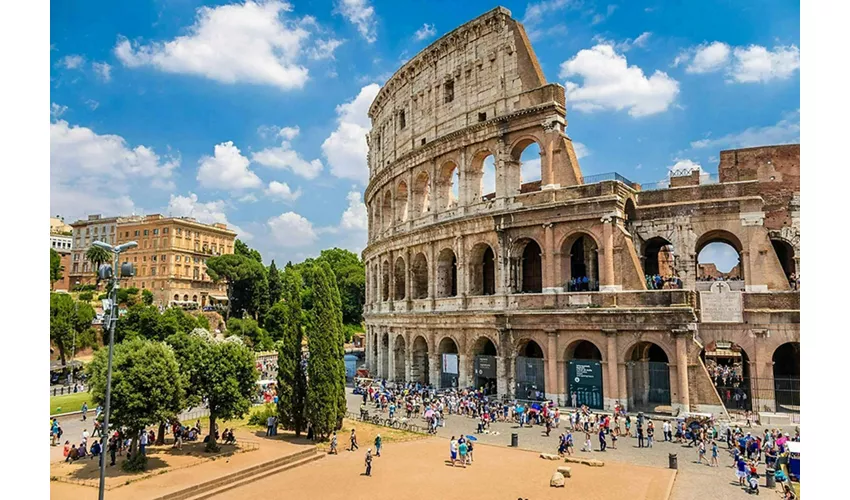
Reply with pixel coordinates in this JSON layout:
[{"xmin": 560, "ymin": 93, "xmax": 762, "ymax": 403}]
[
  {"xmin": 771, "ymin": 240, "xmax": 796, "ymax": 279},
  {"xmin": 473, "ymin": 337, "xmax": 498, "ymax": 395},
  {"xmin": 521, "ymin": 241, "xmax": 542, "ymax": 293},
  {"xmin": 772, "ymin": 342, "xmax": 800, "ymax": 413},
  {"xmin": 482, "ymin": 247, "xmax": 496, "ymax": 295},
  {"xmin": 516, "ymin": 340, "xmax": 545, "ymax": 400}
]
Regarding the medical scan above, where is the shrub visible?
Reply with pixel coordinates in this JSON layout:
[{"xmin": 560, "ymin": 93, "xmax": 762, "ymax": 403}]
[
  {"xmin": 79, "ymin": 292, "xmax": 94, "ymax": 301},
  {"xmin": 121, "ymin": 452, "xmax": 147, "ymax": 472},
  {"xmin": 98, "ymin": 294, "xmax": 108, "ymax": 300},
  {"xmin": 248, "ymin": 403, "xmax": 278, "ymax": 427}
]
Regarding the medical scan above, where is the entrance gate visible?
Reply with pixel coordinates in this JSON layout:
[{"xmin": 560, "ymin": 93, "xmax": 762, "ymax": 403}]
[
  {"xmin": 475, "ymin": 355, "xmax": 497, "ymax": 395},
  {"xmin": 628, "ymin": 361, "xmax": 671, "ymax": 408},
  {"xmin": 567, "ymin": 360, "xmax": 603, "ymax": 409},
  {"xmin": 515, "ymin": 356, "xmax": 545, "ymax": 400},
  {"xmin": 440, "ymin": 353, "xmax": 459, "ymax": 389}
]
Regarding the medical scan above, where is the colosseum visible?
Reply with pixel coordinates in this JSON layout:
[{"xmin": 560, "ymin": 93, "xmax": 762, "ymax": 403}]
[{"xmin": 361, "ymin": 7, "xmax": 800, "ymax": 418}]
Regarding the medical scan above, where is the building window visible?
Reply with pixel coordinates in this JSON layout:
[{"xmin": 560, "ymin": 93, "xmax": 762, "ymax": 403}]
[
  {"xmin": 175, "ymin": 255, "xmax": 180, "ymax": 262},
  {"xmin": 163, "ymin": 228, "xmax": 169, "ymax": 234},
  {"xmin": 153, "ymin": 229, "xmax": 159, "ymax": 235},
  {"xmin": 176, "ymin": 228, "xmax": 182, "ymax": 235},
  {"xmin": 152, "ymin": 255, "xmax": 157, "ymax": 262},
  {"xmin": 444, "ymin": 80, "xmax": 454, "ymax": 103},
  {"xmin": 134, "ymin": 230, "xmax": 139, "ymax": 237},
  {"xmin": 399, "ymin": 110, "xmax": 406, "ymax": 130},
  {"xmin": 73, "ymin": 263, "xmax": 79, "ymax": 273},
  {"xmin": 144, "ymin": 230, "xmax": 149, "ymax": 236},
  {"xmin": 478, "ymin": 112, "xmax": 487, "ymax": 122},
  {"xmin": 161, "ymin": 254, "xmax": 166, "ymax": 261},
  {"xmin": 151, "ymin": 267, "xmax": 157, "ymax": 276},
  {"xmin": 141, "ymin": 282, "xmax": 145, "ymax": 289},
  {"xmin": 143, "ymin": 256, "xmax": 147, "ymax": 262}
]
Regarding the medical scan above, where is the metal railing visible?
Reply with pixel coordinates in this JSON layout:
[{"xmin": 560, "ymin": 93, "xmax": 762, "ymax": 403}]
[
  {"xmin": 639, "ymin": 174, "xmax": 721, "ymax": 192},
  {"xmin": 582, "ymin": 172, "xmax": 635, "ymax": 186}
]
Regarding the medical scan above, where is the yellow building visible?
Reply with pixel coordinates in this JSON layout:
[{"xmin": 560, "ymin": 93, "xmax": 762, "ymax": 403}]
[
  {"xmin": 115, "ymin": 214, "xmax": 237, "ymax": 308},
  {"xmin": 69, "ymin": 214, "xmax": 128, "ymax": 286}
]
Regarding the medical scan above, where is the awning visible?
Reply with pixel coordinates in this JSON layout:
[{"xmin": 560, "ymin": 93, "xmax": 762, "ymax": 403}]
[
  {"xmin": 706, "ymin": 348, "xmax": 741, "ymax": 358},
  {"xmin": 209, "ymin": 295, "xmax": 229, "ymax": 301}
]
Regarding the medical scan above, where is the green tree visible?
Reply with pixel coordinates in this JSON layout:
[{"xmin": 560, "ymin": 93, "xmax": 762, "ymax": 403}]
[
  {"xmin": 267, "ymin": 267, "xmax": 307, "ymax": 435},
  {"xmin": 50, "ymin": 293, "xmax": 96, "ymax": 364},
  {"xmin": 304, "ymin": 262, "xmax": 346, "ymax": 439},
  {"xmin": 115, "ymin": 304, "xmax": 181, "ymax": 342},
  {"xmin": 295, "ymin": 248, "xmax": 365, "ymax": 325},
  {"xmin": 207, "ymin": 254, "xmax": 268, "ymax": 321},
  {"xmin": 85, "ymin": 245, "xmax": 111, "ymax": 277},
  {"xmin": 141, "ymin": 289, "xmax": 154, "ymax": 305},
  {"xmin": 50, "ymin": 249, "xmax": 64, "ymax": 290},
  {"xmin": 234, "ymin": 239, "xmax": 263, "ymax": 263},
  {"xmin": 267, "ymin": 260, "xmax": 283, "ymax": 306},
  {"xmin": 117, "ymin": 287, "xmax": 140, "ymax": 307},
  {"xmin": 226, "ymin": 315, "xmax": 273, "ymax": 351},
  {"xmin": 86, "ymin": 338, "xmax": 184, "ymax": 470}
]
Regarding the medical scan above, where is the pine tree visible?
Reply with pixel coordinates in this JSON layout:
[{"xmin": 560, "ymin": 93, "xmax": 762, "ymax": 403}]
[
  {"xmin": 268, "ymin": 268, "xmax": 307, "ymax": 435},
  {"xmin": 318, "ymin": 261, "xmax": 348, "ymax": 430},
  {"xmin": 305, "ymin": 263, "xmax": 345, "ymax": 440},
  {"xmin": 268, "ymin": 260, "xmax": 283, "ymax": 305}
]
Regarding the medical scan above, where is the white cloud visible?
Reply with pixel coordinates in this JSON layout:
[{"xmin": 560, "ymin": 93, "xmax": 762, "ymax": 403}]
[
  {"xmin": 686, "ymin": 41, "xmax": 731, "ymax": 74},
  {"xmin": 50, "ymin": 119, "xmax": 178, "ymax": 221},
  {"xmin": 166, "ymin": 193, "xmax": 251, "ymax": 240},
  {"xmin": 592, "ymin": 32, "xmax": 652, "ymax": 52},
  {"xmin": 675, "ymin": 41, "xmax": 799, "ymax": 83},
  {"xmin": 60, "ymin": 54, "xmax": 85, "ymax": 69},
  {"xmin": 85, "ymin": 99, "xmax": 99, "ymax": 110},
  {"xmin": 51, "ymin": 103, "xmax": 67, "ymax": 119},
  {"xmin": 336, "ymin": 0, "xmax": 377, "ymax": 43},
  {"xmin": 238, "ymin": 193, "xmax": 259, "ymax": 203},
  {"xmin": 252, "ymin": 127, "xmax": 323, "ymax": 179},
  {"xmin": 307, "ymin": 38, "xmax": 344, "ymax": 60},
  {"xmin": 114, "ymin": 1, "xmax": 311, "ymax": 90},
  {"xmin": 668, "ymin": 158, "xmax": 703, "ymax": 174},
  {"xmin": 729, "ymin": 44, "xmax": 800, "ymax": 83},
  {"xmin": 592, "ymin": 4, "xmax": 618, "ymax": 25},
  {"xmin": 197, "ymin": 141, "xmax": 263, "ymax": 191},
  {"xmin": 632, "ymin": 32, "xmax": 652, "ymax": 48},
  {"xmin": 521, "ymin": 158, "xmax": 542, "ymax": 183},
  {"xmin": 690, "ymin": 110, "xmax": 800, "ymax": 150},
  {"xmin": 414, "ymin": 23, "xmax": 436, "ymax": 41},
  {"xmin": 522, "ymin": 1, "xmax": 575, "ymax": 40},
  {"xmin": 265, "ymin": 181, "xmax": 302, "ymax": 202},
  {"xmin": 321, "ymin": 83, "xmax": 381, "ymax": 183},
  {"xmin": 92, "ymin": 61, "xmax": 112, "ymax": 82},
  {"xmin": 267, "ymin": 212, "xmax": 318, "ymax": 247},
  {"xmin": 339, "ymin": 190, "xmax": 367, "ymax": 231},
  {"xmin": 559, "ymin": 44, "xmax": 680, "ymax": 117},
  {"xmin": 573, "ymin": 141, "xmax": 590, "ymax": 159}
]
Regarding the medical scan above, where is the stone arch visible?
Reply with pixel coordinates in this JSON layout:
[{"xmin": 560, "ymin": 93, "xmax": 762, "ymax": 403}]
[
  {"xmin": 642, "ymin": 236, "xmax": 677, "ymax": 279},
  {"xmin": 437, "ymin": 335, "xmax": 460, "ymax": 388},
  {"xmin": 470, "ymin": 333, "xmax": 500, "ymax": 357},
  {"xmin": 412, "ymin": 170, "xmax": 431, "ymax": 216},
  {"xmin": 564, "ymin": 338, "xmax": 605, "ymax": 361},
  {"xmin": 370, "ymin": 263, "xmax": 378, "ymax": 304},
  {"xmin": 772, "ymin": 342, "xmax": 800, "ymax": 413},
  {"xmin": 381, "ymin": 190, "xmax": 393, "ymax": 231},
  {"xmin": 512, "ymin": 237, "xmax": 543, "ymax": 293},
  {"xmin": 559, "ymin": 231, "xmax": 600, "ymax": 291},
  {"xmin": 410, "ymin": 334, "xmax": 430, "ymax": 384},
  {"xmin": 393, "ymin": 256, "xmax": 406, "ymax": 300},
  {"xmin": 624, "ymin": 198, "xmax": 637, "ymax": 222},
  {"xmin": 700, "ymin": 340, "xmax": 753, "ymax": 411},
  {"xmin": 511, "ymin": 136, "xmax": 545, "ymax": 193},
  {"xmin": 468, "ymin": 242, "xmax": 496, "ymax": 295},
  {"xmin": 564, "ymin": 338, "xmax": 605, "ymax": 409},
  {"xmin": 183, "ymin": 294, "xmax": 189, "ymax": 301},
  {"xmin": 696, "ymin": 229, "xmax": 745, "ymax": 281},
  {"xmin": 173, "ymin": 294, "xmax": 179, "ymax": 301},
  {"xmin": 470, "ymin": 333, "xmax": 499, "ymax": 395},
  {"xmin": 393, "ymin": 334, "xmax": 407, "ymax": 381},
  {"xmin": 467, "ymin": 149, "xmax": 497, "ymax": 203},
  {"xmin": 381, "ymin": 259, "xmax": 390, "ymax": 301},
  {"xmin": 770, "ymin": 238, "xmax": 796, "ymax": 281},
  {"xmin": 436, "ymin": 247, "xmax": 458, "ymax": 297},
  {"xmin": 624, "ymin": 340, "xmax": 672, "ymax": 409},
  {"xmin": 516, "ymin": 337, "xmax": 546, "ymax": 399},
  {"xmin": 411, "ymin": 252, "xmax": 429, "ymax": 299},
  {"xmin": 437, "ymin": 160, "xmax": 460, "ymax": 209},
  {"xmin": 395, "ymin": 180, "xmax": 409, "ymax": 223}
]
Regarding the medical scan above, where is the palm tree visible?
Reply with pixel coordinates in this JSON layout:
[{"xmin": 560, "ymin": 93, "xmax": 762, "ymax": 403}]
[{"xmin": 85, "ymin": 245, "xmax": 111, "ymax": 280}]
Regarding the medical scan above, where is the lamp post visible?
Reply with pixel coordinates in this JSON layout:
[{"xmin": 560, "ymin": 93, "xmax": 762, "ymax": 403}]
[{"xmin": 92, "ymin": 240, "xmax": 137, "ymax": 500}]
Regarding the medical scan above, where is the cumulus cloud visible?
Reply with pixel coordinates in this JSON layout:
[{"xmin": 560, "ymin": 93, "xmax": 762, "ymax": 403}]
[
  {"xmin": 321, "ymin": 83, "xmax": 381, "ymax": 183},
  {"xmin": 307, "ymin": 38, "xmax": 344, "ymax": 60},
  {"xmin": 336, "ymin": 0, "xmax": 377, "ymax": 43},
  {"xmin": 674, "ymin": 41, "xmax": 799, "ymax": 83},
  {"xmin": 559, "ymin": 44, "xmax": 680, "ymax": 117},
  {"xmin": 414, "ymin": 23, "xmax": 436, "ymax": 41},
  {"xmin": 265, "ymin": 181, "xmax": 302, "ymax": 202},
  {"xmin": 339, "ymin": 190, "xmax": 367, "ymax": 231},
  {"xmin": 668, "ymin": 158, "xmax": 704, "ymax": 174},
  {"xmin": 166, "ymin": 193, "xmax": 251, "ymax": 240},
  {"xmin": 690, "ymin": 110, "xmax": 800, "ymax": 150},
  {"xmin": 50, "ymin": 118, "xmax": 178, "ymax": 221},
  {"xmin": 114, "ymin": 1, "xmax": 311, "ymax": 89},
  {"xmin": 252, "ymin": 126, "xmax": 323, "ymax": 179},
  {"xmin": 92, "ymin": 61, "xmax": 112, "ymax": 82},
  {"xmin": 197, "ymin": 141, "xmax": 263, "ymax": 191},
  {"xmin": 59, "ymin": 54, "xmax": 85, "ymax": 69},
  {"xmin": 267, "ymin": 212, "xmax": 318, "ymax": 247}
]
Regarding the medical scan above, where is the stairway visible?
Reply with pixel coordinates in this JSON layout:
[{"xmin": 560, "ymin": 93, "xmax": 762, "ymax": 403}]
[{"xmin": 154, "ymin": 447, "xmax": 324, "ymax": 500}]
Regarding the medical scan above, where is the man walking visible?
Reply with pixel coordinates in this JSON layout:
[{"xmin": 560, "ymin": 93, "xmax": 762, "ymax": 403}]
[
  {"xmin": 374, "ymin": 433, "xmax": 382, "ymax": 457},
  {"xmin": 266, "ymin": 415, "xmax": 275, "ymax": 437},
  {"xmin": 450, "ymin": 436, "xmax": 458, "ymax": 466},
  {"xmin": 598, "ymin": 427, "xmax": 607, "ymax": 452},
  {"xmin": 330, "ymin": 432, "xmax": 338, "ymax": 455},
  {"xmin": 81, "ymin": 402, "xmax": 88, "ymax": 422},
  {"xmin": 364, "ymin": 449, "xmax": 373, "ymax": 476},
  {"xmin": 349, "ymin": 429, "xmax": 359, "ymax": 452},
  {"xmin": 139, "ymin": 428, "xmax": 148, "ymax": 456}
]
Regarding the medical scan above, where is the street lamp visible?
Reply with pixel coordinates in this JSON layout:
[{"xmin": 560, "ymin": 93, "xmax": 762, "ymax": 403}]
[{"xmin": 93, "ymin": 240, "xmax": 137, "ymax": 500}]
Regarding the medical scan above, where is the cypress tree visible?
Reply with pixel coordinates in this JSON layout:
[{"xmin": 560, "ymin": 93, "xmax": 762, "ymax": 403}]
[
  {"xmin": 269, "ymin": 268, "xmax": 307, "ymax": 435},
  {"xmin": 318, "ymin": 261, "xmax": 348, "ymax": 429},
  {"xmin": 305, "ymin": 263, "xmax": 344, "ymax": 439},
  {"xmin": 268, "ymin": 260, "xmax": 283, "ymax": 306}
]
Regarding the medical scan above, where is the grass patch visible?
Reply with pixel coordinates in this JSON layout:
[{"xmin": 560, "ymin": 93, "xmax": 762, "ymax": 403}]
[
  {"xmin": 50, "ymin": 391, "xmax": 91, "ymax": 415},
  {"xmin": 314, "ymin": 418, "xmax": 426, "ymax": 452}
]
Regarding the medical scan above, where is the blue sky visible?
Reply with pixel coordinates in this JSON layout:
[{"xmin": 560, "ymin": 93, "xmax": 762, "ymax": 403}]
[{"xmin": 50, "ymin": 0, "xmax": 800, "ymax": 267}]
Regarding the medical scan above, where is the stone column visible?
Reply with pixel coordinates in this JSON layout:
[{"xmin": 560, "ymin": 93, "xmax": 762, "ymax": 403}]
[
  {"xmin": 388, "ymin": 332, "xmax": 395, "ymax": 381},
  {"xmin": 404, "ymin": 248, "xmax": 412, "ymax": 305},
  {"xmin": 600, "ymin": 216, "xmax": 619, "ymax": 291},
  {"xmin": 674, "ymin": 330, "xmax": 691, "ymax": 413},
  {"xmin": 459, "ymin": 354, "xmax": 469, "ymax": 388},
  {"xmin": 508, "ymin": 352, "xmax": 517, "ymax": 399},
  {"xmin": 405, "ymin": 346, "xmax": 413, "ymax": 381},
  {"xmin": 542, "ymin": 223, "xmax": 558, "ymax": 293},
  {"xmin": 604, "ymin": 330, "xmax": 620, "ymax": 411},
  {"xmin": 428, "ymin": 244, "xmax": 436, "ymax": 310},
  {"xmin": 496, "ymin": 356, "xmax": 507, "ymax": 396},
  {"xmin": 546, "ymin": 331, "xmax": 558, "ymax": 400},
  {"xmin": 618, "ymin": 362, "xmax": 628, "ymax": 411},
  {"xmin": 429, "ymin": 353, "xmax": 440, "ymax": 388},
  {"xmin": 366, "ymin": 327, "xmax": 372, "ymax": 372},
  {"xmin": 376, "ymin": 330, "xmax": 384, "ymax": 379}
]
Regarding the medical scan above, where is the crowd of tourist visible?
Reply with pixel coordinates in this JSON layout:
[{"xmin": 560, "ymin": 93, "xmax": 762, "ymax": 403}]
[
  {"xmin": 645, "ymin": 274, "xmax": 683, "ymax": 289},
  {"xmin": 697, "ymin": 275, "xmax": 743, "ymax": 281},
  {"xmin": 256, "ymin": 358, "xmax": 278, "ymax": 380},
  {"xmin": 566, "ymin": 276, "xmax": 598, "ymax": 292}
]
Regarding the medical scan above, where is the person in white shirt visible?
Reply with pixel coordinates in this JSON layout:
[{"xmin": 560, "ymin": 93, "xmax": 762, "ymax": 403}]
[
  {"xmin": 81, "ymin": 429, "xmax": 89, "ymax": 446},
  {"xmin": 140, "ymin": 429, "xmax": 148, "ymax": 455},
  {"xmin": 663, "ymin": 421, "xmax": 671, "ymax": 442},
  {"xmin": 450, "ymin": 437, "xmax": 459, "ymax": 466}
]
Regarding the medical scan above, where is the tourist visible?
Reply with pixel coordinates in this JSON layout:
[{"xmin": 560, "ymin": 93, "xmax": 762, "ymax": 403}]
[
  {"xmin": 582, "ymin": 430, "xmax": 592, "ymax": 452},
  {"xmin": 735, "ymin": 453, "xmax": 748, "ymax": 486},
  {"xmin": 63, "ymin": 440, "xmax": 70, "ymax": 459},
  {"xmin": 90, "ymin": 439, "xmax": 101, "ymax": 461},
  {"xmin": 467, "ymin": 439, "xmax": 474, "ymax": 463},
  {"xmin": 458, "ymin": 439, "xmax": 468, "ymax": 467},
  {"xmin": 364, "ymin": 449, "xmax": 372, "ymax": 477},
  {"xmin": 663, "ymin": 420, "xmax": 671, "ymax": 442},
  {"xmin": 611, "ymin": 427, "xmax": 618, "ymax": 449},
  {"xmin": 450, "ymin": 436, "xmax": 458, "ymax": 466},
  {"xmin": 81, "ymin": 428, "xmax": 89, "ymax": 447},
  {"xmin": 637, "ymin": 424, "xmax": 645, "ymax": 448},
  {"xmin": 140, "ymin": 428, "xmax": 148, "ymax": 455},
  {"xmin": 65, "ymin": 444, "xmax": 78, "ymax": 462},
  {"xmin": 598, "ymin": 426, "xmax": 607, "ymax": 452},
  {"xmin": 697, "ymin": 439, "xmax": 706, "ymax": 465},
  {"xmin": 81, "ymin": 402, "xmax": 88, "ymax": 421},
  {"xmin": 266, "ymin": 415, "xmax": 275, "ymax": 436},
  {"xmin": 107, "ymin": 437, "xmax": 117, "ymax": 466},
  {"xmin": 330, "ymin": 432, "xmax": 338, "ymax": 455},
  {"xmin": 349, "ymin": 429, "xmax": 359, "ymax": 451},
  {"xmin": 646, "ymin": 421, "xmax": 654, "ymax": 448},
  {"xmin": 374, "ymin": 433, "xmax": 382, "ymax": 457},
  {"xmin": 711, "ymin": 440, "xmax": 719, "ymax": 467}
]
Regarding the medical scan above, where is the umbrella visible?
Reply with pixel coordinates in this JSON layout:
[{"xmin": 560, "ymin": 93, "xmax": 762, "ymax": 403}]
[
  {"xmin": 424, "ymin": 409, "xmax": 434, "ymax": 418},
  {"xmin": 531, "ymin": 403, "xmax": 542, "ymax": 411},
  {"xmin": 465, "ymin": 435, "xmax": 478, "ymax": 441}
]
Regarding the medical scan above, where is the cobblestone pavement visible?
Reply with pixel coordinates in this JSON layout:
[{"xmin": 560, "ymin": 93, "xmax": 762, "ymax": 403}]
[{"xmin": 347, "ymin": 391, "xmax": 798, "ymax": 500}]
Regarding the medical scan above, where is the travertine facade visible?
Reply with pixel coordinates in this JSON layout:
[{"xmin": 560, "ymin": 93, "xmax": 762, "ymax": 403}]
[{"xmin": 362, "ymin": 8, "xmax": 800, "ymax": 416}]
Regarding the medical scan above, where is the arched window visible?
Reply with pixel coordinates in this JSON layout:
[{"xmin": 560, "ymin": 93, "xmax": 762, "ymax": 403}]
[
  {"xmin": 561, "ymin": 233, "xmax": 600, "ymax": 291},
  {"xmin": 467, "ymin": 151, "xmax": 496, "ymax": 203},
  {"xmin": 696, "ymin": 230, "xmax": 744, "ymax": 285},
  {"xmin": 516, "ymin": 239, "xmax": 542, "ymax": 293},
  {"xmin": 516, "ymin": 339, "xmax": 545, "ymax": 400},
  {"xmin": 512, "ymin": 139, "xmax": 542, "ymax": 193},
  {"xmin": 381, "ymin": 191, "xmax": 393, "ymax": 231},
  {"xmin": 771, "ymin": 239, "xmax": 796, "ymax": 281},
  {"xmin": 412, "ymin": 171, "xmax": 431, "ymax": 216},
  {"xmin": 411, "ymin": 253, "xmax": 429, "ymax": 299},
  {"xmin": 393, "ymin": 257, "xmax": 406, "ymax": 300},
  {"xmin": 469, "ymin": 243, "xmax": 496, "ymax": 295},
  {"xmin": 395, "ymin": 181, "xmax": 409, "ymax": 223},
  {"xmin": 438, "ymin": 161, "xmax": 459, "ymax": 209},
  {"xmin": 626, "ymin": 342, "xmax": 671, "ymax": 409},
  {"xmin": 381, "ymin": 260, "xmax": 390, "ymax": 301},
  {"xmin": 437, "ymin": 248, "xmax": 458, "ymax": 297}
]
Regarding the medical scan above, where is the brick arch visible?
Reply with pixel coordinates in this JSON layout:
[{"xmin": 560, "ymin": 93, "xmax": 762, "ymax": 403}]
[
  {"xmin": 468, "ymin": 331, "xmax": 501, "ymax": 357},
  {"xmin": 468, "ymin": 240, "xmax": 498, "ymax": 296},
  {"xmin": 410, "ymin": 332, "xmax": 432, "ymax": 354},
  {"xmin": 437, "ymin": 160, "xmax": 460, "ymax": 209},
  {"xmin": 514, "ymin": 335, "xmax": 548, "ymax": 359},
  {"xmin": 395, "ymin": 179, "xmax": 409, "ymax": 222},
  {"xmin": 696, "ymin": 229, "xmax": 744, "ymax": 254},
  {"xmin": 561, "ymin": 336, "xmax": 607, "ymax": 362},
  {"xmin": 619, "ymin": 336, "xmax": 675, "ymax": 364},
  {"xmin": 558, "ymin": 229, "xmax": 602, "ymax": 251},
  {"xmin": 393, "ymin": 255, "xmax": 406, "ymax": 300},
  {"xmin": 466, "ymin": 148, "xmax": 498, "ymax": 202},
  {"xmin": 412, "ymin": 170, "xmax": 431, "ymax": 216}
]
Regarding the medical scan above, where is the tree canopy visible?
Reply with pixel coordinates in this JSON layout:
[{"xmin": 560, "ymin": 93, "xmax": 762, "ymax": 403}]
[
  {"xmin": 294, "ymin": 248, "xmax": 365, "ymax": 326},
  {"xmin": 85, "ymin": 245, "xmax": 111, "ymax": 275},
  {"xmin": 206, "ymin": 254, "xmax": 268, "ymax": 321},
  {"xmin": 115, "ymin": 304, "xmax": 204, "ymax": 343},
  {"xmin": 226, "ymin": 315, "xmax": 273, "ymax": 351},
  {"xmin": 50, "ymin": 293, "xmax": 96, "ymax": 364},
  {"xmin": 235, "ymin": 239, "xmax": 263, "ymax": 263},
  {"xmin": 50, "ymin": 249, "xmax": 64, "ymax": 290}
]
